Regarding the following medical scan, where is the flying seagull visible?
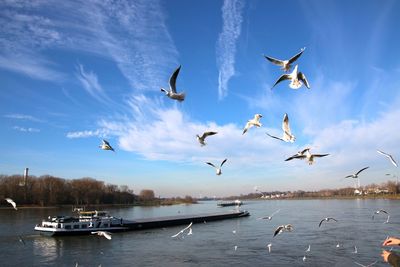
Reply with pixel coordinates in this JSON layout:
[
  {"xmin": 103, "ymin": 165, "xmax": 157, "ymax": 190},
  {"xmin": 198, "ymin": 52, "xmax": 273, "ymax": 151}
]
[
  {"xmin": 305, "ymin": 245, "xmax": 310, "ymax": 252},
  {"xmin": 286, "ymin": 148, "xmax": 311, "ymax": 161},
  {"xmin": 266, "ymin": 113, "xmax": 295, "ymax": 143},
  {"xmin": 377, "ymin": 150, "xmax": 398, "ymax": 167},
  {"xmin": 264, "ymin": 47, "xmax": 306, "ymax": 72},
  {"xmin": 5, "ymin": 198, "xmax": 17, "ymax": 210},
  {"xmin": 302, "ymin": 255, "xmax": 307, "ymax": 262},
  {"xmin": 206, "ymin": 159, "xmax": 227, "ymax": 175},
  {"xmin": 273, "ymin": 224, "xmax": 293, "ymax": 237},
  {"xmin": 257, "ymin": 209, "xmax": 281, "ymax": 220},
  {"xmin": 352, "ymin": 245, "xmax": 358, "ymax": 254},
  {"xmin": 99, "ymin": 139, "xmax": 115, "ymax": 152},
  {"xmin": 196, "ymin": 131, "xmax": 217, "ymax": 146},
  {"xmin": 271, "ymin": 65, "xmax": 310, "ymax": 90},
  {"xmin": 91, "ymin": 231, "xmax": 112, "ymax": 240},
  {"xmin": 161, "ymin": 65, "xmax": 185, "ymax": 102},
  {"xmin": 285, "ymin": 149, "xmax": 329, "ymax": 165},
  {"xmin": 243, "ymin": 114, "xmax": 263, "ymax": 135},
  {"xmin": 171, "ymin": 222, "xmax": 193, "ymax": 238},
  {"xmin": 372, "ymin": 209, "xmax": 390, "ymax": 223},
  {"xmin": 319, "ymin": 217, "xmax": 338, "ymax": 227},
  {"xmin": 354, "ymin": 261, "xmax": 378, "ymax": 267},
  {"xmin": 345, "ymin": 167, "xmax": 369, "ymax": 178},
  {"xmin": 267, "ymin": 243, "xmax": 272, "ymax": 253},
  {"xmin": 18, "ymin": 235, "xmax": 26, "ymax": 245}
]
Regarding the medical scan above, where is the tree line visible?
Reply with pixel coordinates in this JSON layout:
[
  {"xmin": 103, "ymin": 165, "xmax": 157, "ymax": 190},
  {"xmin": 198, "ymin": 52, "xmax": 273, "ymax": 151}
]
[{"xmin": 0, "ymin": 174, "xmax": 139, "ymax": 206}]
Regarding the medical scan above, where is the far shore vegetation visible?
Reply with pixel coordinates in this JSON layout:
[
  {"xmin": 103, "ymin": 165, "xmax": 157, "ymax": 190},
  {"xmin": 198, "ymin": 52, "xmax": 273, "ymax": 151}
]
[
  {"xmin": 1, "ymin": 174, "xmax": 399, "ymax": 209},
  {"xmin": 0, "ymin": 174, "xmax": 196, "ymax": 208}
]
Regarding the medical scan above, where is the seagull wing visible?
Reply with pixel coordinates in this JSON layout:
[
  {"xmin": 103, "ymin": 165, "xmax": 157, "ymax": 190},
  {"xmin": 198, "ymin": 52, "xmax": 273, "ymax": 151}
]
[
  {"xmin": 288, "ymin": 48, "xmax": 305, "ymax": 64},
  {"xmin": 313, "ymin": 154, "xmax": 329, "ymax": 158},
  {"xmin": 5, "ymin": 198, "xmax": 17, "ymax": 210},
  {"xmin": 298, "ymin": 72, "xmax": 310, "ymax": 89},
  {"xmin": 379, "ymin": 209, "xmax": 388, "ymax": 215},
  {"xmin": 270, "ymin": 209, "xmax": 281, "ymax": 217},
  {"xmin": 355, "ymin": 166, "xmax": 369, "ymax": 176},
  {"xmin": 264, "ymin": 55, "xmax": 284, "ymax": 66},
  {"xmin": 206, "ymin": 162, "xmax": 217, "ymax": 168},
  {"xmin": 220, "ymin": 159, "xmax": 228, "ymax": 167},
  {"xmin": 102, "ymin": 140, "xmax": 110, "ymax": 146},
  {"xmin": 102, "ymin": 232, "xmax": 112, "ymax": 240},
  {"xmin": 377, "ymin": 150, "xmax": 398, "ymax": 167},
  {"xmin": 273, "ymin": 226, "xmax": 284, "ymax": 237},
  {"xmin": 318, "ymin": 219, "xmax": 325, "ymax": 227},
  {"xmin": 271, "ymin": 74, "xmax": 291, "ymax": 89},
  {"xmin": 243, "ymin": 121, "xmax": 252, "ymax": 135},
  {"xmin": 344, "ymin": 175, "xmax": 354, "ymax": 179},
  {"xmin": 328, "ymin": 217, "xmax": 338, "ymax": 222},
  {"xmin": 285, "ymin": 155, "xmax": 306, "ymax": 161},
  {"xmin": 266, "ymin": 133, "xmax": 284, "ymax": 142},
  {"xmin": 169, "ymin": 65, "xmax": 181, "ymax": 93},
  {"xmin": 282, "ymin": 113, "xmax": 291, "ymax": 135},
  {"xmin": 201, "ymin": 131, "xmax": 218, "ymax": 139}
]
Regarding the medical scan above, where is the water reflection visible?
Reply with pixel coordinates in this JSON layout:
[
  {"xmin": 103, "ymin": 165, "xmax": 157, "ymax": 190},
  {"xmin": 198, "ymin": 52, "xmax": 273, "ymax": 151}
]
[{"xmin": 33, "ymin": 235, "xmax": 62, "ymax": 262}]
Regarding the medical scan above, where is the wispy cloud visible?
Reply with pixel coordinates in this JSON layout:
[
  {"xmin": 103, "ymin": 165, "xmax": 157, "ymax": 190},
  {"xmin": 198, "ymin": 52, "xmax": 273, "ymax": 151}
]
[
  {"xmin": 66, "ymin": 129, "xmax": 109, "ymax": 139},
  {"xmin": 75, "ymin": 64, "xmax": 110, "ymax": 104},
  {"xmin": 4, "ymin": 113, "xmax": 43, "ymax": 122},
  {"xmin": 216, "ymin": 0, "xmax": 245, "ymax": 100},
  {"xmin": 13, "ymin": 126, "xmax": 40, "ymax": 133}
]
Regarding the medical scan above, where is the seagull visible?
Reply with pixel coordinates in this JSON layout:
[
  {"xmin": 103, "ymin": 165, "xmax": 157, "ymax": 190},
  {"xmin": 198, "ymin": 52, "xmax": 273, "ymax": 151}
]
[
  {"xmin": 377, "ymin": 150, "xmax": 398, "ymax": 167},
  {"xmin": 305, "ymin": 245, "xmax": 311, "ymax": 252},
  {"xmin": 286, "ymin": 148, "xmax": 311, "ymax": 161},
  {"xmin": 187, "ymin": 227, "xmax": 193, "ymax": 236},
  {"xmin": 273, "ymin": 224, "xmax": 293, "ymax": 237},
  {"xmin": 285, "ymin": 149, "xmax": 329, "ymax": 165},
  {"xmin": 91, "ymin": 231, "xmax": 112, "ymax": 240},
  {"xmin": 372, "ymin": 209, "xmax": 390, "ymax": 223},
  {"xmin": 264, "ymin": 47, "xmax": 306, "ymax": 72},
  {"xmin": 319, "ymin": 217, "xmax": 338, "ymax": 227},
  {"xmin": 266, "ymin": 113, "xmax": 295, "ymax": 143},
  {"xmin": 99, "ymin": 140, "xmax": 115, "ymax": 152},
  {"xmin": 196, "ymin": 131, "xmax": 218, "ymax": 146},
  {"xmin": 171, "ymin": 222, "xmax": 193, "ymax": 238},
  {"xmin": 161, "ymin": 65, "xmax": 185, "ymax": 102},
  {"xmin": 234, "ymin": 245, "xmax": 238, "ymax": 251},
  {"xmin": 5, "ymin": 198, "xmax": 17, "ymax": 210},
  {"xmin": 336, "ymin": 243, "xmax": 340, "ymax": 248},
  {"xmin": 257, "ymin": 209, "xmax": 280, "ymax": 220},
  {"xmin": 345, "ymin": 167, "xmax": 369, "ymax": 178},
  {"xmin": 352, "ymin": 245, "xmax": 358, "ymax": 254},
  {"xmin": 271, "ymin": 65, "xmax": 310, "ymax": 90},
  {"xmin": 206, "ymin": 159, "xmax": 227, "ymax": 175},
  {"xmin": 354, "ymin": 261, "xmax": 378, "ymax": 267},
  {"xmin": 302, "ymin": 255, "xmax": 307, "ymax": 262},
  {"xmin": 267, "ymin": 243, "xmax": 272, "ymax": 253},
  {"xmin": 232, "ymin": 230, "xmax": 236, "ymax": 234},
  {"xmin": 243, "ymin": 114, "xmax": 262, "ymax": 135}
]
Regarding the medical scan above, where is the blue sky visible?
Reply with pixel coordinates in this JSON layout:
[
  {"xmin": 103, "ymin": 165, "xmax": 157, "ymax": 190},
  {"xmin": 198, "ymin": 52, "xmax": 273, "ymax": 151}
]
[{"xmin": 1, "ymin": 0, "xmax": 400, "ymax": 197}]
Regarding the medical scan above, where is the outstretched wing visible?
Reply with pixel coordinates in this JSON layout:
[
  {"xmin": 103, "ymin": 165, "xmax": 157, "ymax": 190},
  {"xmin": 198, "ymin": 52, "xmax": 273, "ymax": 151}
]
[
  {"xmin": 271, "ymin": 74, "xmax": 291, "ymax": 89},
  {"xmin": 298, "ymin": 72, "xmax": 310, "ymax": 89},
  {"xmin": 313, "ymin": 154, "xmax": 329, "ymax": 158},
  {"xmin": 288, "ymin": 47, "xmax": 306, "ymax": 64},
  {"xmin": 220, "ymin": 158, "xmax": 228, "ymax": 167},
  {"xmin": 355, "ymin": 166, "xmax": 369, "ymax": 176},
  {"xmin": 201, "ymin": 131, "xmax": 218, "ymax": 139},
  {"xmin": 169, "ymin": 65, "xmax": 181, "ymax": 93},
  {"xmin": 282, "ymin": 113, "xmax": 291, "ymax": 135},
  {"xmin": 318, "ymin": 219, "xmax": 325, "ymax": 227},
  {"xmin": 285, "ymin": 155, "xmax": 306, "ymax": 161},
  {"xmin": 264, "ymin": 55, "xmax": 284, "ymax": 66},
  {"xmin": 328, "ymin": 217, "xmax": 338, "ymax": 222},
  {"xmin": 206, "ymin": 162, "xmax": 216, "ymax": 168},
  {"xmin": 273, "ymin": 226, "xmax": 283, "ymax": 237},
  {"xmin": 266, "ymin": 133, "xmax": 284, "ymax": 142}
]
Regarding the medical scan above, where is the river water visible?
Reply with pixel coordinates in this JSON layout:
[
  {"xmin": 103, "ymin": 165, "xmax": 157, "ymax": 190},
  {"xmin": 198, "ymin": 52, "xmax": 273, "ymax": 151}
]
[{"xmin": 0, "ymin": 199, "xmax": 399, "ymax": 266}]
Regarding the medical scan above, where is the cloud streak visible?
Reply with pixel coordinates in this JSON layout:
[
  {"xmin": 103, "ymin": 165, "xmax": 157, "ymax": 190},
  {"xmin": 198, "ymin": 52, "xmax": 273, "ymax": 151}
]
[
  {"xmin": 13, "ymin": 126, "xmax": 40, "ymax": 133},
  {"xmin": 216, "ymin": 0, "xmax": 245, "ymax": 100},
  {"xmin": 66, "ymin": 129, "xmax": 109, "ymax": 139},
  {"xmin": 76, "ymin": 64, "xmax": 110, "ymax": 104},
  {"xmin": 4, "ymin": 114, "xmax": 43, "ymax": 122}
]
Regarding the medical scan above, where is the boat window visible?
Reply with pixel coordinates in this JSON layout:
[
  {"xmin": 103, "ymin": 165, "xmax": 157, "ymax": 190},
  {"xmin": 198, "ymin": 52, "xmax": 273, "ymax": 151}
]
[
  {"xmin": 73, "ymin": 225, "xmax": 80, "ymax": 229},
  {"xmin": 65, "ymin": 225, "xmax": 71, "ymax": 229},
  {"xmin": 57, "ymin": 224, "xmax": 61, "ymax": 228},
  {"xmin": 81, "ymin": 224, "xmax": 87, "ymax": 228}
]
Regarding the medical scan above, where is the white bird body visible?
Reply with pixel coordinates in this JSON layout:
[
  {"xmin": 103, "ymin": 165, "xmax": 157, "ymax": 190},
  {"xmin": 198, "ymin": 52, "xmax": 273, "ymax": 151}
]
[
  {"xmin": 267, "ymin": 243, "xmax": 272, "ymax": 253},
  {"xmin": 243, "ymin": 114, "xmax": 263, "ymax": 135},
  {"xmin": 99, "ymin": 140, "xmax": 115, "ymax": 152},
  {"xmin": 306, "ymin": 245, "xmax": 310, "ymax": 252},
  {"xmin": 196, "ymin": 131, "xmax": 217, "ymax": 146},
  {"xmin": 273, "ymin": 224, "xmax": 293, "ymax": 237},
  {"xmin": 206, "ymin": 159, "xmax": 227, "ymax": 175},
  {"xmin": 264, "ymin": 47, "xmax": 306, "ymax": 72},
  {"xmin": 272, "ymin": 65, "xmax": 310, "ymax": 90},
  {"xmin": 266, "ymin": 113, "xmax": 295, "ymax": 142},
  {"xmin": 161, "ymin": 65, "xmax": 185, "ymax": 102},
  {"xmin": 91, "ymin": 231, "xmax": 112, "ymax": 240},
  {"xmin": 5, "ymin": 198, "xmax": 17, "ymax": 210},
  {"xmin": 372, "ymin": 209, "xmax": 390, "ymax": 223}
]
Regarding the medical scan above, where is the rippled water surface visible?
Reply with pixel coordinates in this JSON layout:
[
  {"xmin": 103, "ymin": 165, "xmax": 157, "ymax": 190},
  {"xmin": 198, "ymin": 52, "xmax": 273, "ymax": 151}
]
[{"xmin": 0, "ymin": 199, "xmax": 399, "ymax": 266}]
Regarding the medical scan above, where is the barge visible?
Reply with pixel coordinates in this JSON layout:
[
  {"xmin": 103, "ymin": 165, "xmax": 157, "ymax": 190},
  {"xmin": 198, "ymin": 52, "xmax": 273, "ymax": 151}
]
[
  {"xmin": 217, "ymin": 199, "xmax": 243, "ymax": 207},
  {"xmin": 34, "ymin": 209, "xmax": 250, "ymax": 236}
]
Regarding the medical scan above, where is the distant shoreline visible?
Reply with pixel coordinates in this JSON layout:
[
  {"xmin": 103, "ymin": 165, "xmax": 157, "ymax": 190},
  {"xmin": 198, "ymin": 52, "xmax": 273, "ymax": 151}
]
[{"xmin": 238, "ymin": 195, "xmax": 400, "ymax": 201}]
